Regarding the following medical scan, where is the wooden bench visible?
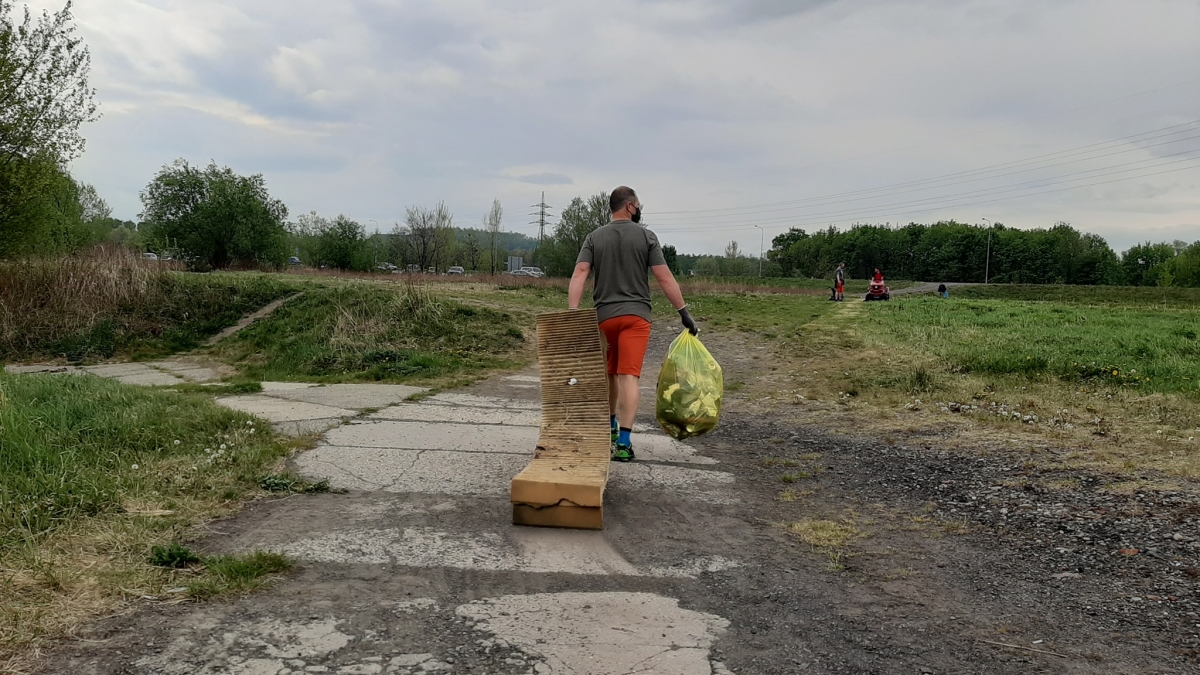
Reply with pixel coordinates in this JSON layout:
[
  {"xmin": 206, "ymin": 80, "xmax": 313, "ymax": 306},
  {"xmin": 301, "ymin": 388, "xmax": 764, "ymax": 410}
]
[{"xmin": 510, "ymin": 309, "xmax": 611, "ymax": 529}]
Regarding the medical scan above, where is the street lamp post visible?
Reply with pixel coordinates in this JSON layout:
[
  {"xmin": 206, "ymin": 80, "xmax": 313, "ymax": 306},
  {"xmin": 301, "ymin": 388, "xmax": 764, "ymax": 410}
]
[
  {"xmin": 981, "ymin": 217, "xmax": 992, "ymax": 284},
  {"xmin": 753, "ymin": 224, "xmax": 764, "ymax": 277}
]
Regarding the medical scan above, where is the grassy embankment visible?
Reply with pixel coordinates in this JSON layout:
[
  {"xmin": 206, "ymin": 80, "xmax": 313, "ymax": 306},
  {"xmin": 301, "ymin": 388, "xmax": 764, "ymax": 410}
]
[
  {"xmin": 0, "ymin": 249, "xmax": 297, "ymax": 365},
  {"xmin": 206, "ymin": 281, "xmax": 527, "ymax": 387},
  {"xmin": 0, "ymin": 373, "xmax": 298, "ymax": 672}
]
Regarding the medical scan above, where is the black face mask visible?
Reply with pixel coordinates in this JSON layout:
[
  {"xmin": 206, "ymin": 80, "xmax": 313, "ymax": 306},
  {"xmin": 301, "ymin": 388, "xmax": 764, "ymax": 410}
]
[{"xmin": 631, "ymin": 206, "xmax": 642, "ymax": 224}]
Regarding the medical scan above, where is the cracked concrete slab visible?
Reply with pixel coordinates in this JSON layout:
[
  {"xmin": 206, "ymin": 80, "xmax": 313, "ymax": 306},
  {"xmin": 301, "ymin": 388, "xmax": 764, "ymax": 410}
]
[
  {"xmin": 369, "ymin": 403, "xmax": 544, "ymax": 427},
  {"xmin": 217, "ymin": 395, "xmax": 357, "ymax": 424},
  {"xmin": 425, "ymin": 392, "xmax": 540, "ymax": 410},
  {"xmin": 324, "ymin": 421, "xmax": 538, "ymax": 453},
  {"xmin": 275, "ymin": 526, "xmax": 733, "ymax": 579},
  {"xmin": 261, "ymin": 383, "xmax": 426, "ymax": 410},
  {"xmin": 296, "ymin": 447, "xmax": 527, "ymax": 494},
  {"xmin": 456, "ymin": 592, "xmax": 729, "ymax": 675},
  {"xmin": 4, "ymin": 364, "xmax": 80, "ymax": 375},
  {"xmin": 82, "ymin": 363, "xmax": 184, "ymax": 386}
]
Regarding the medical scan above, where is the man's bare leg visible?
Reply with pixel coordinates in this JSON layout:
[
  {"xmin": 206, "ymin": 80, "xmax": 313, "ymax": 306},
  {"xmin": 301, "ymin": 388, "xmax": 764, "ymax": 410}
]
[
  {"xmin": 608, "ymin": 374, "xmax": 619, "ymax": 418},
  {"xmin": 616, "ymin": 374, "xmax": 640, "ymax": 430}
]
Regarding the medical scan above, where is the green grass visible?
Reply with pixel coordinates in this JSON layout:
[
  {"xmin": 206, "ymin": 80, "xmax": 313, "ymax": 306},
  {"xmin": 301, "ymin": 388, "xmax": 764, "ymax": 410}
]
[
  {"xmin": 210, "ymin": 282, "xmax": 526, "ymax": 383},
  {"xmin": 0, "ymin": 372, "xmax": 289, "ymax": 549},
  {"xmin": 867, "ymin": 295, "xmax": 1200, "ymax": 395},
  {"xmin": 0, "ymin": 371, "xmax": 297, "ymax": 664},
  {"xmin": 185, "ymin": 551, "xmax": 292, "ymax": 599},
  {"xmin": 953, "ymin": 283, "xmax": 1200, "ymax": 307}
]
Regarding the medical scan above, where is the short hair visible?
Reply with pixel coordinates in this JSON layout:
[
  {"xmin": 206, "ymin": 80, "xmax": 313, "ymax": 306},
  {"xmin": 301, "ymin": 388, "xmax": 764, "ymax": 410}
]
[{"xmin": 610, "ymin": 186, "xmax": 638, "ymax": 213}]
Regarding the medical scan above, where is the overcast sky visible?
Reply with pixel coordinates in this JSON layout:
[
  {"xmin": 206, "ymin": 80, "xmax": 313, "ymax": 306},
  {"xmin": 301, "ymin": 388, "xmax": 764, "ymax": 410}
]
[{"xmin": 43, "ymin": 0, "xmax": 1200, "ymax": 254}]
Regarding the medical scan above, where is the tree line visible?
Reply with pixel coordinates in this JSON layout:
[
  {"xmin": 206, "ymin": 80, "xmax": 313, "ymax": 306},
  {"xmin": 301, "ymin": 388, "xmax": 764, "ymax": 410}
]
[{"xmin": 764, "ymin": 221, "xmax": 1199, "ymax": 287}]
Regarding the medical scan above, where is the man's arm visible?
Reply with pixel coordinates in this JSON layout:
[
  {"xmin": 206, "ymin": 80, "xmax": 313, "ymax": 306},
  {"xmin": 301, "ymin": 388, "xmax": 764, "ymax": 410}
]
[
  {"xmin": 568, "ymin": 262, "xmax": 591, "ymax": 309},
  {"xmin": 651, "ymin": 264, "xmax": 685, "ymax": 310},
  {"xmin": 652, "ymin": 264, "xmax": 698, "ymax": 334}
]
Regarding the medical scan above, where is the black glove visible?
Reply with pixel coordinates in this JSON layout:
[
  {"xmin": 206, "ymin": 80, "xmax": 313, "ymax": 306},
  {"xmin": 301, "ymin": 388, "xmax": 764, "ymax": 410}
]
[{"xmin": 679, "ymin": 306, "xmax": 699, "ymax": 335}]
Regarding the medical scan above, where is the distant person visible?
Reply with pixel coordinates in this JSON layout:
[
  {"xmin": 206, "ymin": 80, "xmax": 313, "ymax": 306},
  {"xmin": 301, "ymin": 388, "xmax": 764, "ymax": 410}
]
[
  {"xmin": 568, "ymin": 185, "xmax": 698, "ymax": 463},
  {"xmin": 834, "ymin": 262, "xmax": 846, "ymax": 301},
  {"xmin": 872, "ymin": 268, "xmax": 884, "ymax": 284},
  {"xmin": 938, "ymin": 283, "xmax": 948, "ymax": 298}
]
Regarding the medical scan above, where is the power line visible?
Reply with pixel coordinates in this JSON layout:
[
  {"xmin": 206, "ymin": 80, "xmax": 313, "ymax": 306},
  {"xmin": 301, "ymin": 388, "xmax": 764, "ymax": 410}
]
[
  {"xmin": 696, "ymin": 76, "xmax": 1200, "ymax": 186},
  {"xmin": 653, "ymin": 119, "xmax": 1200, "ymax": 218},
  {"xmin": 652, "ymin": 160, "xmax": 1200, "ymax": 234},
  {"xmin": 652, "ymin": 147, "xmax": 1200, "ymax": 230}
]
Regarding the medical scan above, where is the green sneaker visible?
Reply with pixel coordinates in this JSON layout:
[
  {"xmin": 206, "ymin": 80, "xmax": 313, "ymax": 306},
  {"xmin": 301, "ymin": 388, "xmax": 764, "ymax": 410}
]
[
  {"xmin": 611, "ymin": 428, "xmax": 619, "ymax": 446},
  {"xmin": 612, "ymin": 442, "xmax": 635, "ymax": 462}
]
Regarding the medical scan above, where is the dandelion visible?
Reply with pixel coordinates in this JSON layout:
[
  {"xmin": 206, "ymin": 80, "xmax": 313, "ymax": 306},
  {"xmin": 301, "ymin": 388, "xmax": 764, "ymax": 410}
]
[
  {"xmin": 173, "ymin": 440, "xmax": 181, "ymax": 445},
  {"xmin": 246, "ymin": 421, "xmax": 254, "ymax": 426},
  {"xmin": 1113, "ymin": 370, "xmax": 1118, "ymax": 376},
  {"xmin": 131, "ymin": 464, "xmax": 139, "ymax": 470},
  {"xmin": 220, "ymin": 444, "xmax": 227, "ymax": 450}
]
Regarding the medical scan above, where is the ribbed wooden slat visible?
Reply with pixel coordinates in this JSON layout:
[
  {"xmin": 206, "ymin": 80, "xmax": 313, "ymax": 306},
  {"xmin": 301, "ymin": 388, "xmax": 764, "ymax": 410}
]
[{"xmin": 511, "ymin": 309, "xmax": 611, "ymax": 528}]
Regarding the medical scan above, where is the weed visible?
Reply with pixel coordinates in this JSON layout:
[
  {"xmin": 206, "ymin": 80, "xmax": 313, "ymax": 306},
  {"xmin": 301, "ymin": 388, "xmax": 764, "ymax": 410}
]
[
  {"xmin": 780, "ymin": 471, "xmax": 811, "ymax": 483},
  {"xmin": 777, "ymin": 489, "xmax": 801, "ymax": 502},
  {"xmin": 187, "ymin": 551, "xmax": 291, "ymax": 599},
  {"xmin": 785, "ymin": 519, "xmax": 860, "ymax": 548},
  {"xmin": 148, "ymin": 543, "xmax": 201, "ymax": 568},
  {"xmin": 259, "ymin": 473, "xmax": 332, "ymax": 494}
]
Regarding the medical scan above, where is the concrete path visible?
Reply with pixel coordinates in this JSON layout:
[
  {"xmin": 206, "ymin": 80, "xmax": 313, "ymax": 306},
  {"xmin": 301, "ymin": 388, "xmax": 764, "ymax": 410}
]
[
  {"xmin": 44, "ymin": 367, "xmax": 746, "ymax": 674},
  {"xmin": 4, "ymin": 357, "xmax": 232, "ymax": 386}
]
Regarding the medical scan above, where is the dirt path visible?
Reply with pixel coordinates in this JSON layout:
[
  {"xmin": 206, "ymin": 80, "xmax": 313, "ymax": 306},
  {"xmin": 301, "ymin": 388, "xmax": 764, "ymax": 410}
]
[
  {"xmin": 36, "ymin": 324, "xmax": 1197, "ymax": 674},
  {"xmin": 204, "ymin": 292, "xmax": 303, "ymax": 346}
]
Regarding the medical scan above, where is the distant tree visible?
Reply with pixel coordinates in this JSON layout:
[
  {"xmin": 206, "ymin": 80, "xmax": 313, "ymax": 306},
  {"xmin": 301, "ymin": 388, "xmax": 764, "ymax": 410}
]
[
  {"xmin": 693, "ymin": 256, "xmax": 720, "ymax": 277},
  {"xmin": 462, "ymin": 231, "xmax": 481, "ymax": 270},
  {"xmin": 140, "ymin": 159, "xmax": 289, "ymax": 269},
  {"xmin": 318, "ymin": 215, "xmax": 366, "ymax": 271},
  {"xmin": 403, "ymin": 202, "xmax": 454, "ymax": 272},
  {"xmin": 662, "ymin": 244, "xmax": 679, "ymax": 275},
  {"xmin": 76, "ymin": 182, "xmax": 109, "ymax": 222},
  {"xmin": 485, "ymin": 198, "xmax": 502, "ymax": 274},
  {"xmin": 543, "ymin": 192, "xmax": 608, "ymax": 277}
]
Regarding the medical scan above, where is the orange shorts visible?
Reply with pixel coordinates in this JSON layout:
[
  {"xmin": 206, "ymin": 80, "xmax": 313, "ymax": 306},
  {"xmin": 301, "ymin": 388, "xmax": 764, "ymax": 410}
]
[{"xmin": 598, "ymin": 315, "xmax": 652, "ymax": 377}]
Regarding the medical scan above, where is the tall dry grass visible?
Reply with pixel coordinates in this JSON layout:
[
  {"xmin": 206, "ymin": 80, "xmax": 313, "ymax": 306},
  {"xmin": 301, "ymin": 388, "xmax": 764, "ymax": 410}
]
[{"xmin": 0, "ymin": 246, "xmax": 172, "ymax": 359}]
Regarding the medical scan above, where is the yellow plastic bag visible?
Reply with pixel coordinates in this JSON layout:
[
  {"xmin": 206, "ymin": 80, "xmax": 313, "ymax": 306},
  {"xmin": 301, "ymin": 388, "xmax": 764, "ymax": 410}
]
[{"xmin": 656, "ymin": 331, "xmax": 723, "ymax": 440}]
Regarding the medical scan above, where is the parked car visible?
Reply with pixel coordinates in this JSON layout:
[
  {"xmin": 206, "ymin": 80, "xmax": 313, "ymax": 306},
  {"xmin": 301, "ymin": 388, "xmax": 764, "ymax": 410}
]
[
  {"xmin": 520, "ymin": 266, "xmax": 545, "ymax": 278},
  {"xmin": 289, "ymin": 256, "xmax": 302, "ymax": 266},
  {"xmin": 142, "ymin": 252, "xmax": 158, "ymax": 261},
  {"xmin": 447, "ymin": 266, "xmax": 465, "ymax": 275},
  {"xmin": 375, "ymin": 262, "xmax": 398, "ymax": 272},
  {"xmin": 509, "ymin": 269, "xmax": 530, "ymax": 276},
  {"xmin": 406, "ymin": 264, "xmax": 422, "ymax": 273}
]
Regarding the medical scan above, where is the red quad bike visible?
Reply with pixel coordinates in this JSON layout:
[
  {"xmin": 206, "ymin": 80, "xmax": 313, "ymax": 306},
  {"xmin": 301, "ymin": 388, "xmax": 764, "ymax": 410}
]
[{"xmin": 864, "ymin": 280, "xmax": 891, "ymax": 301}]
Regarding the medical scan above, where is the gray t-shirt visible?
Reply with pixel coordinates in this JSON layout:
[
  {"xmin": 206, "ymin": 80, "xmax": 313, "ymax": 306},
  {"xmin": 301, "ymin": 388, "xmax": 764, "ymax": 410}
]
[{"xmin": 576, "ymin": 219, "xmax": 668, "ymax": 323}]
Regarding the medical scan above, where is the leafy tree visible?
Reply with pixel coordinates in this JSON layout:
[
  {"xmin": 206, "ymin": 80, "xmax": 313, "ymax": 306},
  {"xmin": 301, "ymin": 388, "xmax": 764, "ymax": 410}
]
[
  {"xmin": 0, "ymin": 0, "xmax": 97, "ymax": 166},
  {"xmin": 140, "ymin": 159, "xmax": 289, "ymax": 269},
  {"xmin": 76, "ymin": 182, "xmax": 109, "ymax": 222},
  {"xmin": 318, "ymin": 215, "xmax": 366, "ymax": 270},
  {"xmin": 662, "ymin": 244, "xmax": 679, "ymax": 275},
  {"xmin": 693, "ymin": 256, "xmax": 720, "ymax": 276},
  {"xmin": 543, "ymin": 192, "xmax": 608, "ymax": 276}
]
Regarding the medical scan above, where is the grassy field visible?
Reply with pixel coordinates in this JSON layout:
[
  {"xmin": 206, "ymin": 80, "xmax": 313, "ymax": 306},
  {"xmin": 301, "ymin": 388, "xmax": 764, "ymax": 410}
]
[
  {"xmin": 0, "ymin": 372, "xmax": 302, "ymax": 669},
  {"xmin": 657, "ymin": 284, "xmax": 1200, "ymax": 480},
  {"xmin": 0, "ymin": 250, "xmax": 296, "ymax": 364},
  {"xmin": 207, "ymin": 281, "xmax": 526, "ymax": 385}
]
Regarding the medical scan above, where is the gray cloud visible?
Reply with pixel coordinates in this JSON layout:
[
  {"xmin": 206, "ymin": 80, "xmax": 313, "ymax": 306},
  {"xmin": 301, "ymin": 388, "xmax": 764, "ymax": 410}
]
[
  {"xmin": 47, "ymin": 0, "xmax": 1200, "ymax": 254},
  {"xmin": 516, "ymin": 173, "xmax": 574, "ymax": 185}
]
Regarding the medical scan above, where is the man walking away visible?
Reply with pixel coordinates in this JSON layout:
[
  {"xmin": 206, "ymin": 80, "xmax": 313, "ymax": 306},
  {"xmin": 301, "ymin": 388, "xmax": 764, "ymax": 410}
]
[
  {"xmin": 568, "ymin": 186, "xmax": 698, "ymax": 462},
  {"xmin": 835, "ymin": 262, "xmax": 846, "ymax": 301}
]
